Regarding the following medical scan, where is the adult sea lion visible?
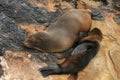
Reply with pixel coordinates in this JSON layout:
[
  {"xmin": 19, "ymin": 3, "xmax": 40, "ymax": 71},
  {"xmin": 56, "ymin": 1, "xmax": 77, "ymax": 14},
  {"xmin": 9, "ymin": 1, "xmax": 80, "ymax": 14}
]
[{"xmin": 23, "ymin": 9, "xmax": 92, "ymax": 52}]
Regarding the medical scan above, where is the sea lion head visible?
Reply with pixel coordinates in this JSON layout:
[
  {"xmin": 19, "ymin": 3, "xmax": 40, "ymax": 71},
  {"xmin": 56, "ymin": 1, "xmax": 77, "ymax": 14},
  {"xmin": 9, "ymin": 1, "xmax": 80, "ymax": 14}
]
[{"xmin": 23, "ymin": 32, "xmax": 49, "ymax": 51}]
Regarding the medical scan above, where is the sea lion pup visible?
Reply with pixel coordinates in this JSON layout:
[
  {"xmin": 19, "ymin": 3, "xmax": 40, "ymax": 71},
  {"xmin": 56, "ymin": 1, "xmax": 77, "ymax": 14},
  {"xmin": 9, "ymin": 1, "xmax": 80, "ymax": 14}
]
[
  {"xmin": 40, "ymin": 28, "xmax": 103, "ymax": 78},
  {"xmin": 23, "ymin": 9, "xmax": 92, "ymax": 52}
]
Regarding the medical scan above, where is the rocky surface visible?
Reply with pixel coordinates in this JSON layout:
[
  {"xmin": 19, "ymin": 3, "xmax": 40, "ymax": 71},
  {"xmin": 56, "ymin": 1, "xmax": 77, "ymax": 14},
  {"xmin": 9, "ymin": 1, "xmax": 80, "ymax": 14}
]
[
  {"xmin": 0, "ymin": 0, "xmax": 61, "ymax": 25},
  {"xmin": 0, "ymin": 13, "xmax": 27, "ymax": 52},
  {"xmin": 0, "ymin": 0, "xmax": 120, "ymax": 80}
]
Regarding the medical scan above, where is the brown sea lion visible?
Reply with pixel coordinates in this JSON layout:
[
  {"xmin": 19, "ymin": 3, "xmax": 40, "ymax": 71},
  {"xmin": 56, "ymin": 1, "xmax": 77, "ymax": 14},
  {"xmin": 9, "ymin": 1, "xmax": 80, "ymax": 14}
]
[
  {"xmin": 40, "ymin": 28, "xmax": 103, "ymax": 78},
  {"xmin": 23, "ymin": 9, "xmax": 92, "ymax": 52}
]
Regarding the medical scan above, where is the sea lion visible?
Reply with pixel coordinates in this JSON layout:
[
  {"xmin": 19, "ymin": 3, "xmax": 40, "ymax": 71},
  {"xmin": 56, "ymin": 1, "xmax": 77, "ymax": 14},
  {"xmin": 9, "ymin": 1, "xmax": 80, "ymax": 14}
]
[
  {"xmin": 23, "ymin": 9, "xmax": 92, "ymax": 52},
  {"xmin": 40, "ymin": 28, "xmax": 103, "ymax": 78}
]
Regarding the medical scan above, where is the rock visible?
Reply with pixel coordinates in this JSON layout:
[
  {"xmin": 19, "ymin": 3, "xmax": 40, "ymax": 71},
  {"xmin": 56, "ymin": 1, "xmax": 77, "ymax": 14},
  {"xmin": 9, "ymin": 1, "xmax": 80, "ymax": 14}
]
[
  {"xmin": 0, "ymin": 13, "xmax": 27, "ymax": 51},
  {"xmin": 91, "ymin": 8, "xmax": 104, "ymax": 20},
  {"xmin": 0, "ymin": 61, "xmax": 3, "ymax": 77},
  {"xmin": 0, "ymin": 0, "xmax": 61, "ymax": 24},
  {"xmin": 113, "ymin": 14, "xmax": 120, "ymax": 24}
]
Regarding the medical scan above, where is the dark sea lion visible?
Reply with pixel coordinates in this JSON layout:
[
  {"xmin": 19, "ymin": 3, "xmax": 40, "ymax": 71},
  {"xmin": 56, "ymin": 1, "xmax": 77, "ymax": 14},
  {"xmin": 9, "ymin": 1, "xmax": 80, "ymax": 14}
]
[
  {"xmin": 23, "ymin": 9, "xmax": 92, "ymax": 52},
  {"xmin": 40, "ymin": 28, "xmax": 103, "ymax": 78}
]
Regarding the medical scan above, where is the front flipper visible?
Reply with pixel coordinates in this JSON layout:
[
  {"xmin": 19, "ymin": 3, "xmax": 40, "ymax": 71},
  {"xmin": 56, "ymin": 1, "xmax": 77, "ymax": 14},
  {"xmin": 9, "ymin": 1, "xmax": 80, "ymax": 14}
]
[
  {"xmin": 39, "ymin": 64, "xmax": 62, "ymax": 77},
  {"xmin": 71, "ymin": 42, "xmax": 97, "ymax": 56}
]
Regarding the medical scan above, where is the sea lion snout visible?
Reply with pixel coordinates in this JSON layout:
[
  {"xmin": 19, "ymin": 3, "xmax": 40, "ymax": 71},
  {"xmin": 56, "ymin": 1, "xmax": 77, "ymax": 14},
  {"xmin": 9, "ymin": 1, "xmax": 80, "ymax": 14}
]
[{"xmin": 23, "ymin": 38, "xmax": 33, "ymax": 48}]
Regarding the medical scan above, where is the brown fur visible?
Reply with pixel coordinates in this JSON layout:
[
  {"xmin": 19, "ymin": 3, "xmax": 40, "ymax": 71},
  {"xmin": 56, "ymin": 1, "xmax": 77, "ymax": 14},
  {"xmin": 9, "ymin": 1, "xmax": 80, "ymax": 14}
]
[{"xmin": 23, "ymin": 9, "xmax": 92, "ymax": 52}]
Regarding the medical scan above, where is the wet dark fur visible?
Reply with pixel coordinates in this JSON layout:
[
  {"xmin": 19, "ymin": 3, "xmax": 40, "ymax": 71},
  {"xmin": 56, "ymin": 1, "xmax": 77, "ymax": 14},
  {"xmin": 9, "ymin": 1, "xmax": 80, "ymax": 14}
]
[{"xmin": 39, "ymin": 28, "xmax": 103, "ymax": 77}]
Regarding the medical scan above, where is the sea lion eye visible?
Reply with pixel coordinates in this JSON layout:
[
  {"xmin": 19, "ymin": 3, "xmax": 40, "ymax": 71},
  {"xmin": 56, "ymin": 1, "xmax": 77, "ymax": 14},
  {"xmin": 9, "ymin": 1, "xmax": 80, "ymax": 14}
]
[{"xmin": 27, "ymin": 36, "xmax": 34, "ymax": 42}]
